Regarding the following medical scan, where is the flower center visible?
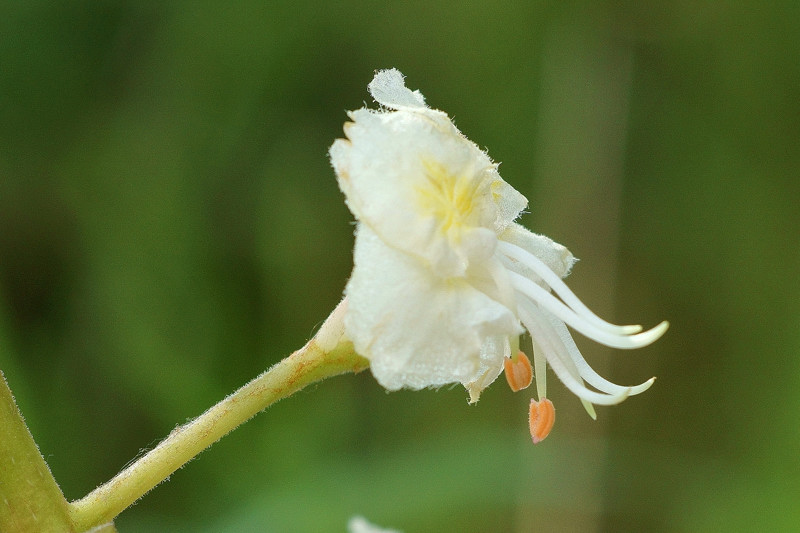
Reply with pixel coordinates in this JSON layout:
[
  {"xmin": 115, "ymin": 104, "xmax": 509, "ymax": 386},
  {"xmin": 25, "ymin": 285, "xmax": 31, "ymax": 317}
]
[{"xmin": 416, "ymin": 159, "xmax": 488, "ymax": 240}]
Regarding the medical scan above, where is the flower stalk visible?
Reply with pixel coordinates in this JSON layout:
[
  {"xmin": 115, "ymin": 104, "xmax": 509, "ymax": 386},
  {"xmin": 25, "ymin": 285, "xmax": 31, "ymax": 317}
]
[{"xmin": 68, "ymin": 300, "xmax": 367, "ymax": 531}]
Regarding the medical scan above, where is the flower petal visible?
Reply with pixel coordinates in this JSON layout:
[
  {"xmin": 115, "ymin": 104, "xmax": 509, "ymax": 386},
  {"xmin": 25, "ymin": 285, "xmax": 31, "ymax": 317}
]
[
  {"xmin": 499, "ymin": 224, "xmax": 576, "ymax": 280},
  {"xmin": 368, "ymin": 68, "xmax": 427, "ymax": 109},
  {"xmin": 489, "ymin": 172, "xmax": 528, "ymax": 232},
  {"xmin": 332, "ymin": 71, "xmax": 528, "ymax": 279},
  {"xmin": 331, "ymin": 107, "xmax": 502, "ymax": 278},
  {"xmin": 345, "ymin": 224, "xmax": 521, "ymax": 391},
  {"xmin": 466, "ymin": 335, "xmax": 510, "ymax": 403},
  {"xmin": 348, "ymin": 516, "xmax": 403, "ymax": 533}
]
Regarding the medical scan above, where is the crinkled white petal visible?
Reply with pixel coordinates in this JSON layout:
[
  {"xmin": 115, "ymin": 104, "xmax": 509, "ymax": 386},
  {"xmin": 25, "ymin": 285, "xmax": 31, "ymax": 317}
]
[
  {"xmin": 367, "ymin": 70, "xmax": 528, "ymax": 230},
  {"xmin": 331, "ymin": 72, "xmax": 527, "ymax": 279},
  {"xmin": 466, "ymin": 335, "xmax": 510, "ymax": 403},
  {"xmin": 368, "ymin": 68, "xmax": 427, "ymax": 109},
  {"xmin": 331, "ymin": 108, "xmax": 501, "ymax": 277},
  {"xmin": 490, "ymin": 177, "xmax": 528, "ymax": 234},
  {"xmin": 345, "ymin": 224, "xmax": 521, "ymax": 391},
  {"xmin": 366, "ymin": 68, "xmax": 466, "ymax": 132},
  {"xmin": 499, "ymin": 224, "xmax": 576, "ymax": 280},
  {"xmin": 464, "ymin": 254, "xmax": 518, "ymax": 317}
]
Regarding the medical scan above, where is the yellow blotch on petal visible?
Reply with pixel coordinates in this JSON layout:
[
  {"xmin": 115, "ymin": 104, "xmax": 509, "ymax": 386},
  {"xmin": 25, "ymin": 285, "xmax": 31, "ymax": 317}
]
[
  {"xmin": 416, "ymin": 159, "xmax": 482, "ymax": 236},
  {"xmin": 529, "ymin": 397, "xmax": 555, "ymax": 444},
  {"xmin": 503, "ymin": 350, "xmax": 532, "ymax": 392}
]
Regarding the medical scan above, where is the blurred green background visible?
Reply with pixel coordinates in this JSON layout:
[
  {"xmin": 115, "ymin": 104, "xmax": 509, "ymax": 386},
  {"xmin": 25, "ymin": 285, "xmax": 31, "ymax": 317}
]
[{"xmin": 1, "ymin": 1, "xmax": 798, "ymax": 531}]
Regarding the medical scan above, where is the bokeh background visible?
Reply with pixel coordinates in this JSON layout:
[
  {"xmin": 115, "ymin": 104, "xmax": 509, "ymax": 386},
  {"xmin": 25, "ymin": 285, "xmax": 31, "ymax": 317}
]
[{"xmin": 1, "ymin": 1, "xmax": 798, "ymax": 531}]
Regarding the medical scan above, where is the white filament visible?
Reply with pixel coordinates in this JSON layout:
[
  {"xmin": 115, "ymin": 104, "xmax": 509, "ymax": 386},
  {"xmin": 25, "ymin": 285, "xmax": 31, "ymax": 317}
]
[
  {"xmin": 545, "ymin": 311, "xmax": 656, "ymax": 396},
  {"xmin": 506, "ymin": 269, "xmax": 669, "ymax": 350},
  {"xmin": 498, "ymin": 240, "xmax": 643, "ymax": 335},
  {"xmin": 518, "ymin": 300, "xmax": 631, "ymax": 406},
  {"xmin": 532, "ymin": 338, "xmax": 548, "ymax": 400}
]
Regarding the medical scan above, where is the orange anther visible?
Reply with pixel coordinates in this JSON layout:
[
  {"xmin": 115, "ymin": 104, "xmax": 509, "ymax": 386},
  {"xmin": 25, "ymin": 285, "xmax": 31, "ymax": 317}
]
[
  {"xmin": 504, "ymin": 351, "xmax": 533, "ymax": 392},
  {"xmin": 529, "ymin": 398, "xmax": 555, "ymax": 444}
]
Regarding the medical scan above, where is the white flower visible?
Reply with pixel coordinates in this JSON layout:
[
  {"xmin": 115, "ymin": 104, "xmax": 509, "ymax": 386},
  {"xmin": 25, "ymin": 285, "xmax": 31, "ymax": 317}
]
[
  {"xmin": 348, "ymin": 516, "xmax": 402, "ymax": 533},
  {"xmin": 330, "ymin": 69, "xmax": 667, "ymax": 416}
]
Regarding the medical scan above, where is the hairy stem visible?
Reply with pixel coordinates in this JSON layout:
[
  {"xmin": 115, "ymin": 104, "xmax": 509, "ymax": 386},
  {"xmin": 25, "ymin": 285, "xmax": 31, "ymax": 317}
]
[{"xmin": 69, "ymin": 300, "xmax": 367, "ymax": 531}]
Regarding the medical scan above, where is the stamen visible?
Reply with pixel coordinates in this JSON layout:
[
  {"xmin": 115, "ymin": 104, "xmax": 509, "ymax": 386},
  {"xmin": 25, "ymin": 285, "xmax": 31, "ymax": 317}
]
[
  {"xmin": 498, "ymin": 241, "xmax": 643, "ymax": 334},
  {"xmin": 545, "ymin": 314, "xmax": 656, "ymax": 396},
  {"xmin": 529, "ymin": 398, "xmax": 555, "ymax": 444},
  {"xmin": 518, "ymin": 302, "xmax": 631, "ymax": 405},
  {"xmin": 504, "ymin": 351, "xmax": 533, "ymax": 392},
  {"xmin": 507, "ymin": 269, "xmax": 669, "ymax": 350},
  {"xmin": 532, "ymin": 340, "xmax": 547, "ymax": 400}
]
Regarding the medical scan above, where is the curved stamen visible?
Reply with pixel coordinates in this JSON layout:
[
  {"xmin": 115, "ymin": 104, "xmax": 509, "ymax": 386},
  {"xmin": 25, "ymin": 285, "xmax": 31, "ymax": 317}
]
[
  {"xmin": 532, "ymin": 339, "xmax": 547, "ymax": 400},
  {"xmin": 498, "ymin": 241, "xmax": 642, "ymax": 335},
  {"xmin": 543, "ymin": 310, "xmax": 656, "ymax": 396},
  {"xmin": 507, "ymin": 269, "xmax": 669, "ymax": 349},
  {"xmin": 518, "ymin": 301, "xmax": 631, "ymax": 406}
]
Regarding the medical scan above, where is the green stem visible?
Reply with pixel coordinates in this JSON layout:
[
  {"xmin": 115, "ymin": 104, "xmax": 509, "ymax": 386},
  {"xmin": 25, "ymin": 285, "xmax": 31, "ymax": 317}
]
[
  {"xmin": 68, "ymin": 300, "xmax": 367, "ymax": 531},
  {"xmin": 0, "ymin": 371, "xmax": 76, "ymax": 533}
]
